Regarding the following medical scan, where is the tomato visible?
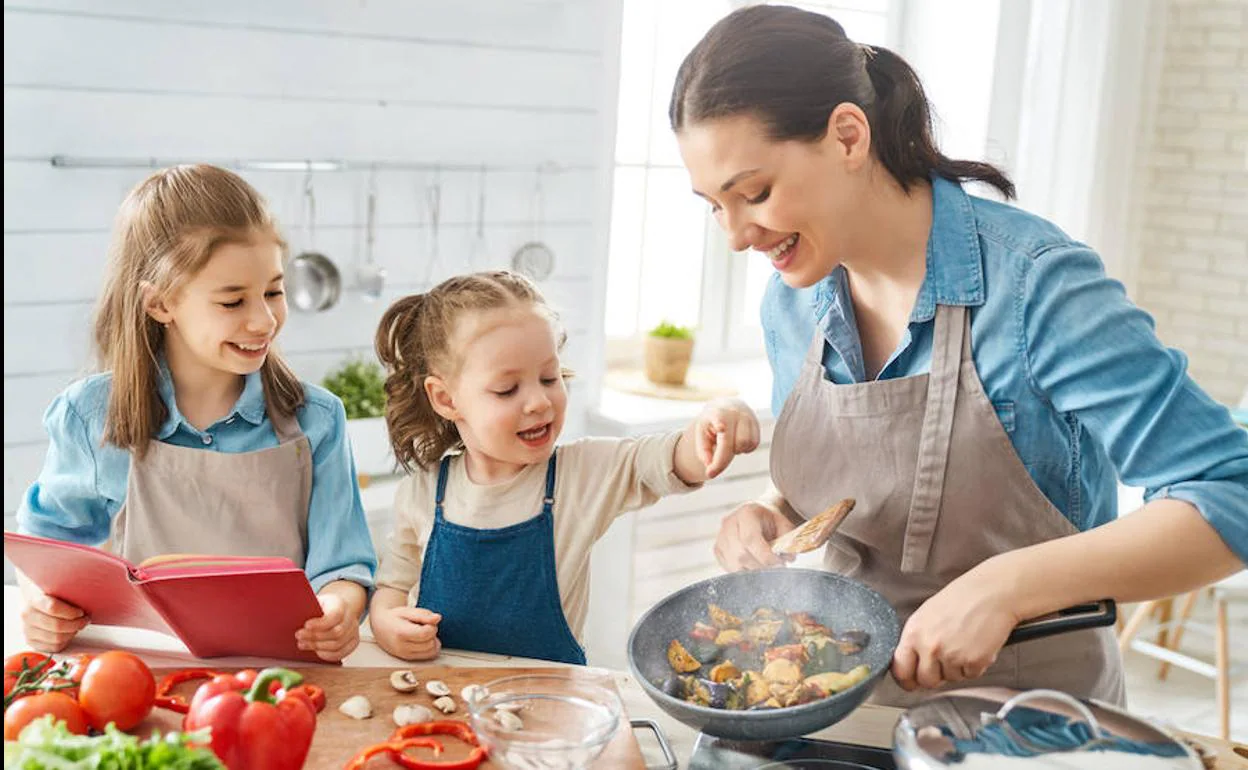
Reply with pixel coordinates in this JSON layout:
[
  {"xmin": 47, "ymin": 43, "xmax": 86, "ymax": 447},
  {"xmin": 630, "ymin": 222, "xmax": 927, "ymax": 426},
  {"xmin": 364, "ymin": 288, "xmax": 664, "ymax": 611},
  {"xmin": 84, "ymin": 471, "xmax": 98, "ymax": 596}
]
[
  {"xmin": 42, "ymin": 653, "xmax": 96, "ymax": 699},
  {"xmin": 3, "ymin": 691, "xmax": 89, "ymax": 740},
  {"xmin": 77, "ymin": 651, "xmax": 156, "ymax": 731},
  {"xmin": 4, "ymin": 651, "xmax": 55, "ymax": 698}
]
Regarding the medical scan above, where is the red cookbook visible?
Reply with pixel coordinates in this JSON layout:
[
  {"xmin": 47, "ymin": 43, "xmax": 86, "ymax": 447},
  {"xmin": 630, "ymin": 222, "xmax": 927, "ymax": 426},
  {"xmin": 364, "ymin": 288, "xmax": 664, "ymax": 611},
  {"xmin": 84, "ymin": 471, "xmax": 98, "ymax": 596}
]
[{"xmin": 4, "ymin": 531, "xmax": 327, "ymax": 663}]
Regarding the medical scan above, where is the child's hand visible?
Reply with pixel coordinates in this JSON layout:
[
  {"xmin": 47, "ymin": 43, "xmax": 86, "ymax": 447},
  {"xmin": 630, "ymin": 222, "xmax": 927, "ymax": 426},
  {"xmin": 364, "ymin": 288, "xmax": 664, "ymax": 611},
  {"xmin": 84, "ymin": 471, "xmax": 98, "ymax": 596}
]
[
  {"xmin": 297, "ymin": 593, "xmax": 361, "ymax": 662},
  {"xmin": 373, "ymin": 606, "xmax": 443, "ymax": 662},
  {"xmin": 676, "ymin": 398, "xmax": 761, "ymax": 483},
  {"xmin": 19, "ymin": 581, "xmax": 89, "ymax": 652}
]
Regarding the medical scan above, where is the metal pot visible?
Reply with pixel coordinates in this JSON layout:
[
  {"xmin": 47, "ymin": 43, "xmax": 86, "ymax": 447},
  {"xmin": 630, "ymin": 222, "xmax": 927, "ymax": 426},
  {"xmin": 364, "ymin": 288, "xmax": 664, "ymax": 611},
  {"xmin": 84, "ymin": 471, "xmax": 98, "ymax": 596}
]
[
  {"xmin": 289, "ymin": 175, "xmax": 342, "ymax": 313},
  {"xmin": 894, "ymin": 687, "xmax": 1208, "ymax": 769}
]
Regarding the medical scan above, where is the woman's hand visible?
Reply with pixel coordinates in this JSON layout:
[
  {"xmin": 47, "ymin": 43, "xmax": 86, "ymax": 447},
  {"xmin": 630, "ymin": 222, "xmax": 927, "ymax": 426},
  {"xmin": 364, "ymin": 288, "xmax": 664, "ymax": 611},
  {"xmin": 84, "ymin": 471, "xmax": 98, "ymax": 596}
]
[
  {"xmin": 297, "ymin": 591, "xmax": 362, "ymax": 662},
  {"xmin": 714, "ymin": 501, "xmax": 797, "ymax": 572},
  {"xmin": 891, "ymin": 561, "xmax": 1022, "ymax": 690},
  {"xmin": 675, "ymin": 398, "xmax": 762, "ymax": 483},
  {"xmin": 19, "ymin": 587, "xmax": 89, "ymax": 652},
  {"xmin": 372, "ymin": 606, "xmax": 443, "ymax": 661}
]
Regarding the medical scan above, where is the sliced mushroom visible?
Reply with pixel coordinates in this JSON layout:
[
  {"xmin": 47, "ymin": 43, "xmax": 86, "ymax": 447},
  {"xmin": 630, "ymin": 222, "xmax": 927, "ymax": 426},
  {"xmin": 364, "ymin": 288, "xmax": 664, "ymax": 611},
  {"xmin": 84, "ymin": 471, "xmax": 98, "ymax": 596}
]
[
  {"xmin": 495, "ymin": 709, "xmax": 524, "ymax": 732},
  {"xmin": 393, "ymin": 704, "xmax": 433, "ymax": 727},
  {"xmin": 494, "ymin": 701, "xmax": 524, "ymax": 713},
  {"xmin": 432, "ymin": 695, "xmax": 457, "ymax": 714},
  {"xmin": 461, "ymin": 684, "xmax": 488, "ymax": 705},
  {"xmin": 338, "ymin": 695, "xmax": 373, "ymax": 720},
  {"xmin": 389, "ymin": 670, "xmax": 420, "ymax": 693},
  {"xmin": 425, "ymin": 680, "xmax": 451, "ymax": 697}
]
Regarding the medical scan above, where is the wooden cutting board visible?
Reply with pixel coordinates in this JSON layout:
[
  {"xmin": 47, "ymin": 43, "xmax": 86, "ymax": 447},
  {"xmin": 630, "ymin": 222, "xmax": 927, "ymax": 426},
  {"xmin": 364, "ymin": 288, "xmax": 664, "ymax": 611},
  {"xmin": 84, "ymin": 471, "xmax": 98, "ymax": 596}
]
[{"xmin": 146, "ymin": 666, "xmax": 646, "ymax": 769}]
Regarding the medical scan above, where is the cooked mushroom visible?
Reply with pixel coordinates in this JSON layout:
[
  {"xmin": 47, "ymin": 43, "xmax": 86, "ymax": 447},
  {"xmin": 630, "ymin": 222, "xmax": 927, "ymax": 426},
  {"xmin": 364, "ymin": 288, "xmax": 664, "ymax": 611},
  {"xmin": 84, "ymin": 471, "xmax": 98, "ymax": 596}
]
[
  {"xmin": 389, "ymin": 670, "xmax": 420, "ymax": 693},
  {"xmin": 425, "ymin": 680, "xmax": 451, "ymax": 697},
  {"xmin": 495, "ymin": 709, "xmax": 524, "ymax": 731},
  {"xmin": 461, "ymin": 684, "xmax": 488, "ymax": 705},
  {"xmin": 338, "ymin": 695, "xmax": 373, "ymax": 720},
  {"xmin": 393, "ymin": 704, "xmax": 433, "ymax": 727},
  {"xmin": 432, "ymin": 695, "xmax": 456, "ymax": 714}
]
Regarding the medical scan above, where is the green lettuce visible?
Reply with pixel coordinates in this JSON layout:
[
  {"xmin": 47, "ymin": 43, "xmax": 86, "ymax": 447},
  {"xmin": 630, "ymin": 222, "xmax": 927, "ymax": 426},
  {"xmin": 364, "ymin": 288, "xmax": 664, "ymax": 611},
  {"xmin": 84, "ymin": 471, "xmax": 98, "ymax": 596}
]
[{"xmin": 4, "ymin": 716, "xmax": 225, "ymax": 770}]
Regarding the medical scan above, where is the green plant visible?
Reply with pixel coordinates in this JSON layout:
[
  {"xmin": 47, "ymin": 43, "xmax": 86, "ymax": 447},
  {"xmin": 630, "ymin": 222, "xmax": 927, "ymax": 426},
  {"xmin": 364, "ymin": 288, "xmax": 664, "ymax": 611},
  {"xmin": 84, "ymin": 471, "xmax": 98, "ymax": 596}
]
[
  {"xmin": 322, "ymin": 358, "xmax": 386, "ymax": 420},
  {"xmin": 647, "ymin": 320, "xmax": 695, "ymax": 340}
]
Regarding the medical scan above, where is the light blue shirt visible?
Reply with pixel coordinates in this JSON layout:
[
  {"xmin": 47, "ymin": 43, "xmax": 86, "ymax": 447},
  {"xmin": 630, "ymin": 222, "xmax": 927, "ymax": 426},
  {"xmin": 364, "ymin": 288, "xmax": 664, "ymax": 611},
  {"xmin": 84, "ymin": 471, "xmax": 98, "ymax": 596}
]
[
  {"xmin": 17, "ymin": 367, "xmax": 378, "ymax": 593},
  {"xmin": 762, "ymin": 176, "xmax": 1248, "ymax": 564}
]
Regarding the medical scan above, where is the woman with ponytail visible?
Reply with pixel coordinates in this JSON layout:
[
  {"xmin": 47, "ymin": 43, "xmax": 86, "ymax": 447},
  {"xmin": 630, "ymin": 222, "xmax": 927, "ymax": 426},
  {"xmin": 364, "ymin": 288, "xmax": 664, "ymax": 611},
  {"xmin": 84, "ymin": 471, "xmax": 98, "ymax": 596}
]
[{"xmin": 673, "ymin": 5, "xmax": 1246, "ymax": 706}]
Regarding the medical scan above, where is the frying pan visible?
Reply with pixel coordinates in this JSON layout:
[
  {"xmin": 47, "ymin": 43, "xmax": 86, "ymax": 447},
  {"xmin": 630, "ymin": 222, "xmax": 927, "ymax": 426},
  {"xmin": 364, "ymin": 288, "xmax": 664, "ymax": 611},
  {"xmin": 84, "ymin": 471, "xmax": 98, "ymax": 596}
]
[{"xmin": 627, "ymin": 568, "xmax": 1116, "ymax": 742}]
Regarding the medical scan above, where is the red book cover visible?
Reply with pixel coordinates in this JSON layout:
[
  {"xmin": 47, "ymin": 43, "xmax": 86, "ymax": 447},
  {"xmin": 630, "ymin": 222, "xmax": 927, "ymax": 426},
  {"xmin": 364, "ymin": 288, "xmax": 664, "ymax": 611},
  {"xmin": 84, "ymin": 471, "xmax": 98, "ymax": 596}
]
[{"xmin": 4, "ymin": 531, "xmax": 328, "ymax": 663}]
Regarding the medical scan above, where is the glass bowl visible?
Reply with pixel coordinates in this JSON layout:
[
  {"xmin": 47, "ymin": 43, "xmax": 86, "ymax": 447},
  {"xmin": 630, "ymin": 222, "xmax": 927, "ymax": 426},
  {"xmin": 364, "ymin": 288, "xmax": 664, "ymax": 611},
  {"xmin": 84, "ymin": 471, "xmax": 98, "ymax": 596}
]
[{"xmin": 467, "ymin": 673, "xmax": 622, "ymax": 770}]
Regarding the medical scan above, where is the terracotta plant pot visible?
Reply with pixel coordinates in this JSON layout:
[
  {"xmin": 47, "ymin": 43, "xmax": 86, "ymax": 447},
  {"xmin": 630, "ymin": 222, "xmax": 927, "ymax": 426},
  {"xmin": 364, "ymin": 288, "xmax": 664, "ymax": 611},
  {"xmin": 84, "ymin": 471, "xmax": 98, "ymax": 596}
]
[{"xmin": 644, "ymin": 336, "xmax": 695, "ymax": 386}]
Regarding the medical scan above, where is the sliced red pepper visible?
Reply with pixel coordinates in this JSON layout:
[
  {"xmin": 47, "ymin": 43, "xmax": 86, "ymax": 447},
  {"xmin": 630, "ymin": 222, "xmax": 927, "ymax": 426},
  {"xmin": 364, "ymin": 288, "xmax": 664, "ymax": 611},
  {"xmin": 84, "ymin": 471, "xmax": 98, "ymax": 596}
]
[
  {"xmin": 343, "ymin": 737, "xmax": 443, "ymax": 770},
  {"xmin": 283, "ymin": 683, "xmax": 326, "ymax": 713},
  {"xmin": 388, "ymin": 722, "xmax": 487, "ymax": 770},
  {"xmin": 155, "ymin": 668, "xmax": 218, "ymax": 714}
]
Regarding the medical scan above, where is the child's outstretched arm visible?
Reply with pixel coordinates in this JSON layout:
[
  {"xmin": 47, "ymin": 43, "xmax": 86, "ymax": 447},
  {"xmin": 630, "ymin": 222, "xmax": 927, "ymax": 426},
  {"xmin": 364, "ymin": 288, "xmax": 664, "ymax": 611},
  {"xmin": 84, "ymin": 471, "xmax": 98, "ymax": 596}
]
[
  {"xmin": 673, "ymin": 398, "xmax": 761, "ymax": 484},
  {"xmin": 369, "ymin": 586, "xmax": 442, "ymax": 661}
]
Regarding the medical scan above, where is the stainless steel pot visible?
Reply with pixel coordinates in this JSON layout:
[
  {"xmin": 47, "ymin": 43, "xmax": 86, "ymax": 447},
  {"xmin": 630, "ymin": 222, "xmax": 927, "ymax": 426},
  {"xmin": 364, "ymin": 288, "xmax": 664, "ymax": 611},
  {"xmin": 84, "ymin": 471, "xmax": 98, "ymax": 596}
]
[
  {"xmin": 894, "ymin": 687, "xmax": 1209, "ymax": 769},
  {"xmin": 289, "ymin": 175, "xmax": 342, "ymax": 313}
]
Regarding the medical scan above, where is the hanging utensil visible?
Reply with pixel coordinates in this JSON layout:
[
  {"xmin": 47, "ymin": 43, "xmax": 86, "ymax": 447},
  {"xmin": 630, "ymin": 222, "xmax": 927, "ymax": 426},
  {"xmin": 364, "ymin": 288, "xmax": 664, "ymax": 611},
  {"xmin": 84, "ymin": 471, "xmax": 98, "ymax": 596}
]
[
  {"xmin": 355, "ymin": 167, "xmax": 386, "ymax": 302},
  {"xmin": 511, "ymin": 162, "xmax": 556, "ymax": 281},
  {"xmin": 288, "ymin": 170, "xmax": 341, "ymax": 313},
  {"xmin": 468, "ymin": 164, "xmax": 489, "ymax": 271},
  {"xmin": 420, "ymin": 167, "xmax": 442, "ymax": 287}
]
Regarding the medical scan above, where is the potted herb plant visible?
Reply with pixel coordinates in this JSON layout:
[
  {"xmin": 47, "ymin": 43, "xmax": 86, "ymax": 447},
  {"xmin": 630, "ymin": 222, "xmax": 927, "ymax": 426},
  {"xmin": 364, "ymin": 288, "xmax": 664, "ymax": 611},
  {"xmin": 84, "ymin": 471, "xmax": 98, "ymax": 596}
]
[
  {"xmin": 644, "ymin": 320, "xmax": 696, "ymax": 386},
  {"xmin": 322, "ymin": 357, "xmax": 394, "ymax": 477}
]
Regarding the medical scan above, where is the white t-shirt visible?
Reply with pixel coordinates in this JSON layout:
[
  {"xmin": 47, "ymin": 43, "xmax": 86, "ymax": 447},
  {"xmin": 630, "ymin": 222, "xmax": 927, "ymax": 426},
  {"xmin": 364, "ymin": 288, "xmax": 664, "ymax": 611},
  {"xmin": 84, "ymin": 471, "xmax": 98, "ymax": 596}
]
[{"xmin": 375, "ymin": 431, "xmax": 698, "ymax": 641}]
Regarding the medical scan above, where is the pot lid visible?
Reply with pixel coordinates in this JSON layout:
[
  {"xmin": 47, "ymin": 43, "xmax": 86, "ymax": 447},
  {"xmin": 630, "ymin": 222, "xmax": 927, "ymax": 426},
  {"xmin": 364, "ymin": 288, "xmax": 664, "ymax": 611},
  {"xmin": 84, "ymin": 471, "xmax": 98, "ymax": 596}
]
[{"xmin": 893, "ymin": 687, "xmax": 1205, "ymax": 769}]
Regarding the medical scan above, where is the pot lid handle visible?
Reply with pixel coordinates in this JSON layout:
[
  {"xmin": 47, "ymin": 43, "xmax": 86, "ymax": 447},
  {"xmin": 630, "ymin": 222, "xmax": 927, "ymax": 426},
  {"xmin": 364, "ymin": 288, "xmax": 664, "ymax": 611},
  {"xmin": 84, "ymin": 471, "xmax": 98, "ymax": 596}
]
[{"xmin": 983, "ymin": 689, "xmax": 1111, "ymax": 755}]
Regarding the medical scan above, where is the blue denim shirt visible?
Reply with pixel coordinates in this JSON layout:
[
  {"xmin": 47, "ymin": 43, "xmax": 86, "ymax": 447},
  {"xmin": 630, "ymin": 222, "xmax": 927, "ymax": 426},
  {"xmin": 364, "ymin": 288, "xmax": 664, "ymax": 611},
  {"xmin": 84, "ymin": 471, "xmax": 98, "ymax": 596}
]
[
  {"xmin": 762, "ymin": 176, "xmax": 1248, "ymax": 564},
  {"xmin": 17, "ymin": 367, "xmax": 378, "ymax": 593}
]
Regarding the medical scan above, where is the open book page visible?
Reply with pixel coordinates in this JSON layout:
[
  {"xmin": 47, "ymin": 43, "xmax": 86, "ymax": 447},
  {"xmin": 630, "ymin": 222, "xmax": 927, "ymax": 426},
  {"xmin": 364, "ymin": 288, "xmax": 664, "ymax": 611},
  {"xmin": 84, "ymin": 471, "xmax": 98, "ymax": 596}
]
[{"xmin": 136, "ymin": 552, "xmax": 299, "ymax": 577}]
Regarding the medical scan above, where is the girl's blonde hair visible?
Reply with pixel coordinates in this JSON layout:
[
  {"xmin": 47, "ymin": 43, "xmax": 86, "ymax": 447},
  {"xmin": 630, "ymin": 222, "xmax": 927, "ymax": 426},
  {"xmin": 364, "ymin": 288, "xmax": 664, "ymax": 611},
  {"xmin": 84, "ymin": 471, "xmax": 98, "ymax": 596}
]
[
  {"xmin": 375, "ymin": 270, "xmax": 568, "ymax": 471},
  {"xmin": 94, "ymin": 164, "xmax": 304, "ymax": 458}
]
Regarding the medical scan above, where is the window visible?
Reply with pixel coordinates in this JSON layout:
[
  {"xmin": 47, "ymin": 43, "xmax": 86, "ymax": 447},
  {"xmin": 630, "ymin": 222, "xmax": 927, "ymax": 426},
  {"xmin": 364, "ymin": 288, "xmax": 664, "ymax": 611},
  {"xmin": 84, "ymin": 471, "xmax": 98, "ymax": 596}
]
[{"xmin": 605, "ymin": 0, "xmax": 897, "ymax": 364}]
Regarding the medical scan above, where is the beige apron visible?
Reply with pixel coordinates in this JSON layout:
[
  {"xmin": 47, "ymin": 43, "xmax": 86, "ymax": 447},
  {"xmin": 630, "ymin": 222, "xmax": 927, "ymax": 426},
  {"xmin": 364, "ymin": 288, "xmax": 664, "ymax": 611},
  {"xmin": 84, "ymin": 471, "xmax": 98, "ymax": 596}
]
[
  {"xmin": 771, "ymin": 303, "xmax": 1125, "ymax": 707},
  {"xmin": 107, "ymin": 404, "xmax": 312, "ymax": 567}
]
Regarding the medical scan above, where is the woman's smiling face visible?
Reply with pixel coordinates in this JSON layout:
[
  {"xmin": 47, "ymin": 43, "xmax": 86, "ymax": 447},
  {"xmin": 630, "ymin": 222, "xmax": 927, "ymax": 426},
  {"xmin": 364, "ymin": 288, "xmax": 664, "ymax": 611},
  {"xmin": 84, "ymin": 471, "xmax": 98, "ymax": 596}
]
[{"xmin": 677, "ymin": 111, "xmax": 867, "ymax": 289}]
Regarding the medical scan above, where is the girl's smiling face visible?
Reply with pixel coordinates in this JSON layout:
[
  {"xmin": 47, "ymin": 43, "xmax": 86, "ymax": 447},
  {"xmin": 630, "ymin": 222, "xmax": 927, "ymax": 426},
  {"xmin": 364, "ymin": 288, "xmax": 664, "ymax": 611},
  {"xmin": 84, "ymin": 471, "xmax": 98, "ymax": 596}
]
[
  {"xmin": 677, "ymin": 110, "xmax": 870, "ymax": 289},
  {"xmin": 425, "ymin": 304, "xmax": 568, "ymax": 480}
]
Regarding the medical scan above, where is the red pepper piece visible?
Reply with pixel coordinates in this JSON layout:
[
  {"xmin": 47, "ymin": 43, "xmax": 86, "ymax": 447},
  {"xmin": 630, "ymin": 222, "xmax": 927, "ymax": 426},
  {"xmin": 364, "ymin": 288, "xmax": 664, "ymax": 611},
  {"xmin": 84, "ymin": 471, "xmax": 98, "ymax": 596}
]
[
  {"xmin": 388, "ymin": 722, "xmax": 488, "ymax": 769},
  {"xmin": 154, "ymin": 668, "xmax": 218, "ymax": 714},
  {"xmin": 343, "ymin": 737, "xmax": 443, "ymax": 770},
  {"xmin": 183, "ymin": 667, "xmax": 316, "ymax": 770},
  {"xmin": 282, "ymin": 683, "xmax": 326, "ymax": 713}
]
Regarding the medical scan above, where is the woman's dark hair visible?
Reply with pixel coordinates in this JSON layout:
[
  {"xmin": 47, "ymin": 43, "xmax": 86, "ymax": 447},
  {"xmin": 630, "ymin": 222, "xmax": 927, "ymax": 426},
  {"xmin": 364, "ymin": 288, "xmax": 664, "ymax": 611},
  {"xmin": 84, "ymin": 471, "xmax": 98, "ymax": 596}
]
[{"xmin": 669, "ymin": 5, "xmax": 1015, "ymax": 199}]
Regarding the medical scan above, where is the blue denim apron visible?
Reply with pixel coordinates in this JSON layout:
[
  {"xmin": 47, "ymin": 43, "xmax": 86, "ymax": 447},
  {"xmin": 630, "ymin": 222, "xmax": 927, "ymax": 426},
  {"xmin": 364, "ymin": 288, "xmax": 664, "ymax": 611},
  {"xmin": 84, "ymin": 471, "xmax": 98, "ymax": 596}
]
[{"xmin": 415, "ymin": 451, "xmax": 587, "ymax": 665}]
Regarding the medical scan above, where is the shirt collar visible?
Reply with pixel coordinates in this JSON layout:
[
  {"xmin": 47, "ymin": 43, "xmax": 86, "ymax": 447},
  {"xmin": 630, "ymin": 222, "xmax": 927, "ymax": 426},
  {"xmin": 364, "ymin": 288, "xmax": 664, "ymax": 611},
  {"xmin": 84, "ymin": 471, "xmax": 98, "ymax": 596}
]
[{"xmin": 155, "ymin": 360, "xmax": 267, "ymax": 438}]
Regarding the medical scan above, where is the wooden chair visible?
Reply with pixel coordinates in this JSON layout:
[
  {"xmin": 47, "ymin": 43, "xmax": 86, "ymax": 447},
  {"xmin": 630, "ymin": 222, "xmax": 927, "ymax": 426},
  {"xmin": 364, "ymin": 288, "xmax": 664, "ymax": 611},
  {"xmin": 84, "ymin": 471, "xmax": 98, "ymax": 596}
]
[{"xmin": 1117, "ymin": 572, "xmax": 1248, "ymax": 740}]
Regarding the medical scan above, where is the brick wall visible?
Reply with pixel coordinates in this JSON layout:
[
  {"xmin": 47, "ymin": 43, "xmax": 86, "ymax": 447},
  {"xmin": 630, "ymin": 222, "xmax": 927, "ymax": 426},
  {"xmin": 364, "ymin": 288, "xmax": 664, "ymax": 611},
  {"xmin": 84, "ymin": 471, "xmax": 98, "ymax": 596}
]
[{"xmin": 1131, "ymin": 0, "xmax": 1247, "ymax": 405}]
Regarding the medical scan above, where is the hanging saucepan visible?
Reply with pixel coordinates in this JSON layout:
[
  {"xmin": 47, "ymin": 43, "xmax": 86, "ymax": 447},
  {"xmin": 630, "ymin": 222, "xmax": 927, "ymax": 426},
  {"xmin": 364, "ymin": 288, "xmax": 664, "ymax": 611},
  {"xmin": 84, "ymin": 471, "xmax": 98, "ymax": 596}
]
[
  {"xmin": 894, "ymin": 686, "xmax": 1209, "ymax": 768},
  {"xmin": 288, "ymin": 172, "xmax": 341, "ymax": 313},
  {"xmin": 627, "ymin": 568, "xmax": 1117, "ymax": 743}
]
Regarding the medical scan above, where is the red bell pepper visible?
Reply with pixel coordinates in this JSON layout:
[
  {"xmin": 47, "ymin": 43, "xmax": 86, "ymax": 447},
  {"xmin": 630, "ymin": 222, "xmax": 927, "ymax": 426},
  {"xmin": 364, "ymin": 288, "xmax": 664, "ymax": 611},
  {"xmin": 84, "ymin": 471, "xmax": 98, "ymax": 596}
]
[{"xmin": 183, "ymin": 667, "xmax": 317, "ymax": 770}]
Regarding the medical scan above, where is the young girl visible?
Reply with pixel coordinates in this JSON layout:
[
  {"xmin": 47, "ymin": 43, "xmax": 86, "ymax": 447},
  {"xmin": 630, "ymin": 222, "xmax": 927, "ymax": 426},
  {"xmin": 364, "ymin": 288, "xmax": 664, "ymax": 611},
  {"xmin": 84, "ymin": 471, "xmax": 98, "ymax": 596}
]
[
  {"xmin": 16, "ymin": 164, "xmax": 377, "ymax": 661},
  {"xmin": 370, "ymin": 271, "xmax": 759, "ymax": 664}
]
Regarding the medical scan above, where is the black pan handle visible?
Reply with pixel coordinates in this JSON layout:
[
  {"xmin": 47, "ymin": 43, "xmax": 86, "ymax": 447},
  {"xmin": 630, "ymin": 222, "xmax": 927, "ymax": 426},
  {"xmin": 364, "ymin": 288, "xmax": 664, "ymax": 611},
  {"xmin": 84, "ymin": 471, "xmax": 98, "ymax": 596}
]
[{"xmin": 1004, "ymin": 599, "xmax": 1117, "ymax": 646}]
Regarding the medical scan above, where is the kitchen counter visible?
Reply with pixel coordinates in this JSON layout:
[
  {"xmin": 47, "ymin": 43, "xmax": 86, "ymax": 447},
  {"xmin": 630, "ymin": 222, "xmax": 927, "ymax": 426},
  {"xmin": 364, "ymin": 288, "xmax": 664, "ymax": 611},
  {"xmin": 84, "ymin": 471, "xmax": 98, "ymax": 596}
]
[{"xmin": 4, "ymin": 586, "xmax": 1244, "ymax": 767}]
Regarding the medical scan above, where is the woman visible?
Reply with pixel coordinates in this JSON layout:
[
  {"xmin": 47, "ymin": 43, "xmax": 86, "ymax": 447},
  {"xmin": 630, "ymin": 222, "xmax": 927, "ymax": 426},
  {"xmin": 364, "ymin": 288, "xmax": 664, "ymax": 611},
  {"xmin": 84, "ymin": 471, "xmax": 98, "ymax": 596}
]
[{"xmin": 672, "ymin": 5, "xmax": 1247, "ymax": 706}]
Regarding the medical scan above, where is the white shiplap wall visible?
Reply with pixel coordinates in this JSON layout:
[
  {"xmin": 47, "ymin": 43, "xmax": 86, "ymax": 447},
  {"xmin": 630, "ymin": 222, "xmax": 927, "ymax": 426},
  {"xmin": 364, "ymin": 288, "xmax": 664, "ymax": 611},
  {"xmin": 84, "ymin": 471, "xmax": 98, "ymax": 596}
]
[{"xmin": 3, "ymin": 1, "xmax": 623, "ymax": 564}]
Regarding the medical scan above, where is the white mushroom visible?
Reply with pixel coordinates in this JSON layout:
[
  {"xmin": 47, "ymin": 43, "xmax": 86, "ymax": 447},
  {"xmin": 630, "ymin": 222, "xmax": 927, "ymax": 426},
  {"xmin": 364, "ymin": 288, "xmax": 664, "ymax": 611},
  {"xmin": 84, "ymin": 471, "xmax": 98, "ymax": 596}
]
[
  {"xmin": 494, "ymin": 701, "xmax": 524, "ymax": 713},
  {"xmin": 432, "ymin": 695, "xmax": 457, "ymax": 714},
  {"xmin": 425, "ymin": 680, "xmax": 451, "ymax": 697},
  {"xmin": 494, "ymin": 709, "xmax": 524, "ymax": 732},
  {"xmin": 338, "ymin": 695, "xmax": 373, "ymax": 720},
  {"xmin": 461, "ymin": 684, "xmax": 488, "ymax": 705},
  {"xmin": 392, "ymin": 704, "xmax": 433, "ymax": 727},
  {"xmin": 389, "ymin": 670, "xmax": 420, "ymax": 693}
]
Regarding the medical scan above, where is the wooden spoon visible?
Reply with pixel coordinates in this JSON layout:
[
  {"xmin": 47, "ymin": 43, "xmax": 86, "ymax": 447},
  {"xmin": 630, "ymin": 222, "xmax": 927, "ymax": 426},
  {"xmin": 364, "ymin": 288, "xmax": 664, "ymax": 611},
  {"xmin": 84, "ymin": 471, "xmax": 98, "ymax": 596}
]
[{"xmin": 771, "ymin": 498, "xmax": 856, "ymax": 556}]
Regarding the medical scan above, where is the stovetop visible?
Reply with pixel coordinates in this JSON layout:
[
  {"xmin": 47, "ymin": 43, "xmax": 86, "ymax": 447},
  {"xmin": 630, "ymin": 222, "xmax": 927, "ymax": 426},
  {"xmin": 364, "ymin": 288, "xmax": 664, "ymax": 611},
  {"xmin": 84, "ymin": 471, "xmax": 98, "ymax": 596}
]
[{"xmin": 689, "ymin": 733, "xmax": 897, "ymax": 770}]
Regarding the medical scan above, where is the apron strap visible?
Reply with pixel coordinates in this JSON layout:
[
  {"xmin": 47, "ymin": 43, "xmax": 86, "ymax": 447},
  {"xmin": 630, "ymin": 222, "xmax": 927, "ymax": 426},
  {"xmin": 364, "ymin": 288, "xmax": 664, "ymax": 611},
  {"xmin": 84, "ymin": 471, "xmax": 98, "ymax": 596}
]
[
  {"xmin": 900, "ymin": 304, "xmax": 967, "ymax": 573},
  {"xmin": 266, "ymin": 402, "xmax": 305, "ymax": 444},
  {"xmin": 541, "ymin": 450, "xmax": 557, "ymax": 515},
  {"xmin": 434, "ymin": 455, "xmax": 451, "ymax": 521}
]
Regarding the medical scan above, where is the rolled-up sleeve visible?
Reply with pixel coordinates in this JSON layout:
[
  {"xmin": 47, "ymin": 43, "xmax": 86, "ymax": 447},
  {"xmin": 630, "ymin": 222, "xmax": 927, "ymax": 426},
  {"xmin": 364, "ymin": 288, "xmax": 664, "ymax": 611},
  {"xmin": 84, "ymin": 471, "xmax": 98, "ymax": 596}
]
[
  {"xmin": 302, "ymin": 398, "xmax": 378, "ymax": 594},
  {"xmin": 1022, "ymin": 245, "xmax": 1248, "ymax": 564},
  {"xmin": 17, "ymin": 395, "xmax": 112, "ymax": 545}
]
